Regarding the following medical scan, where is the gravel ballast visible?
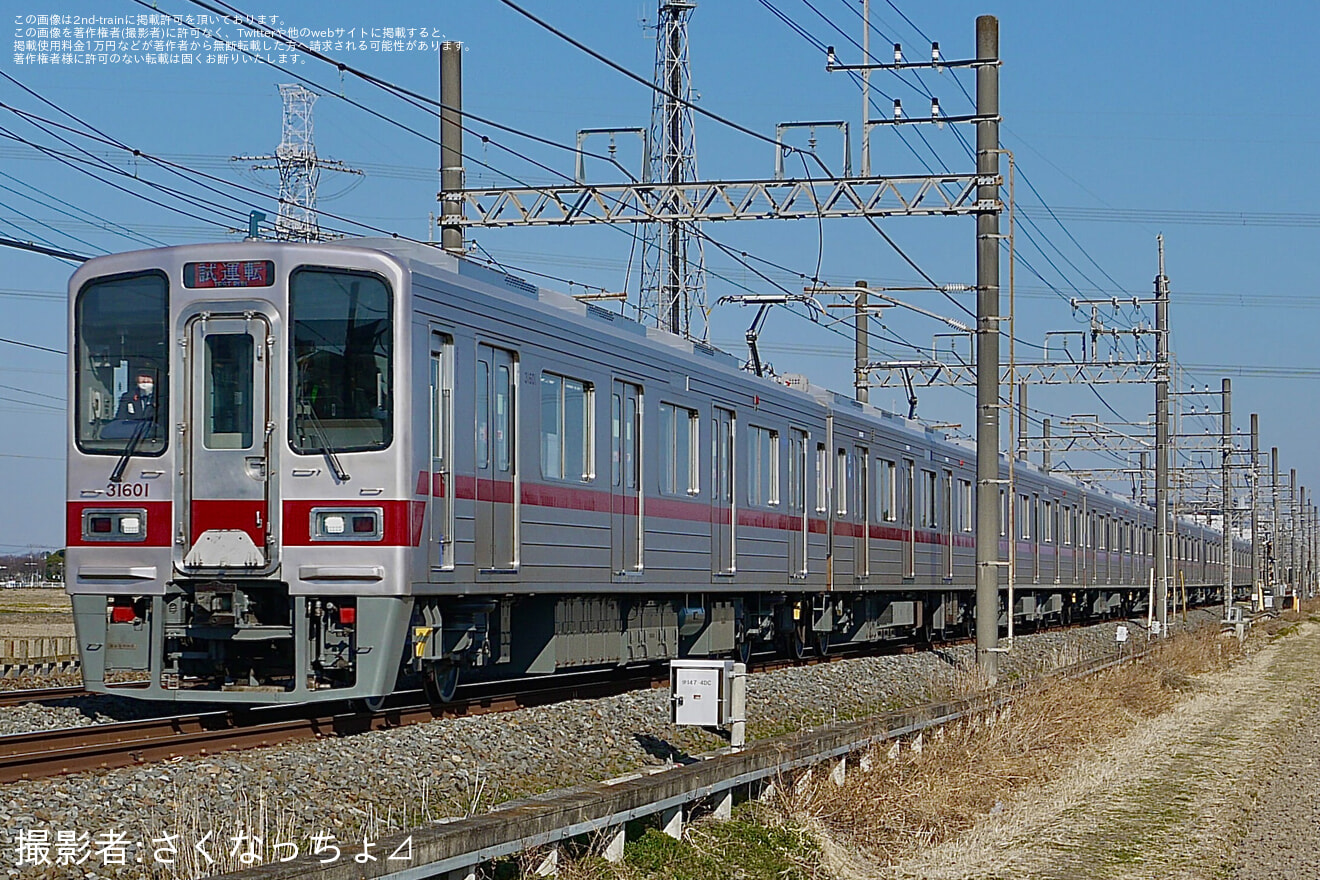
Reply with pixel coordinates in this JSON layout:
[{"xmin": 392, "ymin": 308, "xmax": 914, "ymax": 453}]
[{"xmin": 0, "ymin": 614, "xmax": 1209, "ymax": 878}]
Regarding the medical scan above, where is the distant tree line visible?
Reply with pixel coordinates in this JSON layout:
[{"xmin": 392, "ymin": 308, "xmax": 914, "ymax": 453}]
[{"xmin": 0, "ymin": 550, "xmax": 63, "ymax": 585}]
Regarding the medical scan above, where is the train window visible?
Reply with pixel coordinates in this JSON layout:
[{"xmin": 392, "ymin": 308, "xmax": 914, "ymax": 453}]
[
  {"xmin": 959, "ymin": 479, "xmax": 973, "ymax": 532},
  {"xmin": 815, "ymin": 444, "xmax": 827, "ymax": 513},
  {"xmin": 1018, "ymin": 494, "xmax": 1031, "ymax": 539},
  {"xmin": 835, "ymin": 449, "xmax": 848, "ymax": 516},
  {"xmin": 611, "ymin": 393, "xmax": 621, "ymax": 487},
  {"xmin": 787, "ymin": 430, "xmax": 806, "ymax": 512},
  {"xmin": 623, "ymin": 394, "xmax": 638, "ymax": 490},
  {"xmin": 74, "ymin": 271, "xmax": 169, "ymax": 456},
  {"xmin": 1042, "ymin": 500, "xmax": 1054, "ymax": 543},
  {"xmin": 658, "ymin": 403, "xmax": 699, "ymax": 496},
  {"xmin": 921, "ymin": 470, "xmax": 938, "ymax": 528},
  {"xmin": 203, "ymin": 334, "xmax": 254, "ymax": 450},
  {"xmin": 1000, "ymin": 488, "xmax": 1007, "ymax": 536},
  {"xmin": 540, "ymin": 372, "xmax": 594, "ymax": 482},
  {"xmin": 496, "ymin": 365, "xmax": 512, "ymax": 472},
  {"xmin": 748, "ymin": 426, "xmax": 780, "ymax": 507},
  {"xmin": 880, "ymin": 459, "xmax": 898, "ymax": 522},
  {"xmin": 290, "ymin": 268, "xmax": 392, "ymax": 454},
  {"xmin": 477, "ymin": 360, "xmax": 491, "ymax": 470},
  {"xmin": 859, "ymin": 454, "xmax": 870, "ymax": 522}
]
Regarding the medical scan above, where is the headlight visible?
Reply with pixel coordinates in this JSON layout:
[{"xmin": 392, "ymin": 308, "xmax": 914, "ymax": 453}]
[{"xmin": 310, "ymin": 508, "xmax": 383, "ymax": 541}]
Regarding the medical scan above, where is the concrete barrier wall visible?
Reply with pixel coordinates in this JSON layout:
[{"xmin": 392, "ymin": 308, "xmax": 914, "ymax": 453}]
[{"xmin": 0, "ymin": 636, "xmax": 80, "ymax": 676}]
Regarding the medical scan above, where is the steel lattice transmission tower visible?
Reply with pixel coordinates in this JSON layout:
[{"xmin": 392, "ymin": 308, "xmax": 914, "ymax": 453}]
[
  {"xmin": 640, "ymin": 0, "xmax": 708, "ymax": 340},
  {"xmin": 236, "ymin": 84, "xmax": 361, "ymax": 241}
]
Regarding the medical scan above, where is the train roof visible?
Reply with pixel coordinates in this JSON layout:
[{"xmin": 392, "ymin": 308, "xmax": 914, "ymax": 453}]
[{"xmin": 347, "ymin": 239, "xmax": 1227, "ymax": 529}]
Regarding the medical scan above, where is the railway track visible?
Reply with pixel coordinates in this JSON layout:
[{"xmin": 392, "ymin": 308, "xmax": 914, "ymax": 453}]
[
  {"xmin": 0, "ymin": 612, "xmax": 1192, "ymax": 784},
  {"xmin": 0, "ymin": 667, "xmax": 671, "ymax": 783},
  {"xmin": 0, "ymin": 636, "xmax": 895, "ymax": 783},
  {"xmin": 0, "ymin": 685, "xmax": 87, "ymax": 707}
]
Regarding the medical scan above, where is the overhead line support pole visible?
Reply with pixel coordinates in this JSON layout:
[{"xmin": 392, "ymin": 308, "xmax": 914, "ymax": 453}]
[
  {"xmin": 974, "ymin": 15, "xmax": 1001, "ymax": 682},
  {"xmin": 440, "ymin": 41, "xmax": 464, "ymax": 255},
  {"xmin": 1154, "ymin": 236, "xmax": 1171, "ymax": 636},
  {"xmin": 1291, "ymin": 468, "xmax": 1299, "ymax": 610},
  {"xmin": 1250, "ymin": 413, "xmax": 1260, "ymax": 610},
  {"xmin": 1222, "ymin": 378, "xmax": 1232, "ymax": 618},
  {"xmin": 855, "ymin": 281, "xmax": 869, "ymax": 404},
  {"xmin": 1272, "ymin": 447, "xmax": 1280, "ymax": 596}
]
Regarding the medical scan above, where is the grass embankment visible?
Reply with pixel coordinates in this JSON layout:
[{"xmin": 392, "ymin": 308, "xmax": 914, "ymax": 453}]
[{"xmin": 552, "ymin": 607, "xmax": 1316, "ymax": 880}]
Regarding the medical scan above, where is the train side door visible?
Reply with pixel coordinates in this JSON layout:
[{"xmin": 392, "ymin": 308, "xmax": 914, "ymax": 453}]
[
  {"xmin": 832, "ymin": 446, "xmax": 853, "ymax": 584},
  {"xmin": 612, "ymin": 381, "xmax": 644, "ymax": 577},
  {"xmin": 854, "ymin": 445, "xmax": 869, "ymax": 583},
  {"xmin": 476, "ymin": 344, "xmax": 518, "ymax": 572},
  {"xmin": 902, "ymin": 458, "xmax": 916, "ymax": 578},
  {"xmin": 428, "ymin": 333, "xmax": 454, "ymax": 572},
  {"xmin": 788, "ymin": 429, "xmax": 808, "ymax": 579},
  {"xmin": 942, "ymin": 468, "xmax": 954, "ymax": 580},
  {"xmin": 712, "ymin": 406, "xmax": 735, "ymax": 576},
  {"xmin": 183, "ymin": 313, "xmax": 272, "ymax": 569}
]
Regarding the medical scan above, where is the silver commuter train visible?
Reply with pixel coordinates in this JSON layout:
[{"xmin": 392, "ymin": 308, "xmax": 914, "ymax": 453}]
[{"xmin": 66, "ymin": 239, "xmax": 1251, "ymax": 704}]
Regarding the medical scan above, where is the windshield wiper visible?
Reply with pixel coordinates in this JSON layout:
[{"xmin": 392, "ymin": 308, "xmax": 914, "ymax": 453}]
[
  {"xmin": 301, "ymin": 407, "xmax": 350, "ymax": 482},
  {"xmin": 109, "ymin": 417, "xmax": 152, "ymax": 484}
]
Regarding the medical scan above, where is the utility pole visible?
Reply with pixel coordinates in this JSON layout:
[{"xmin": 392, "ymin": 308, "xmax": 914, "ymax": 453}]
[
  {"xmin": 974, "ymin": 14, "xmax": 1002, "ymax": 682},
  {"xmin": 1271, "ymin": 447, "xmax": 1280, "ymax": 599},
  {"xmin": 440, "ymin": 41, "xmax": 465, "ymax": 255},
  {"xmin": 1291, "ymin": 468, "xmax": 1299, "ymax": 609},
  {"xmin": 1222, "ymin": 378, "xmax": 1232, "ymax": 617},
  {"xmin": 1250, "ymin": 413, "xmax": 1260, "ymax": 610},
  {"xmin": 1154, "ymin": 235, "xmax": 1171, "ymax": 635},
  {"xmin": 855, "ymin": 281, "xmax": 869, "ymax": 404}
]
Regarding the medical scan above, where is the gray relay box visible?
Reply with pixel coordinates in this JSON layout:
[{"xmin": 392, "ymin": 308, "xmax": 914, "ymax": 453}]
[{"xmin": 670, "ymin": 659, "xmax": 734, "ymax": 727}]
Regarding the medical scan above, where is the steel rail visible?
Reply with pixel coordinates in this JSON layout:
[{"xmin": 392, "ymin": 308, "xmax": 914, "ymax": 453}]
[{"xmin": 0, "ymin": 685, "xmax": 87, "ymax": 707}]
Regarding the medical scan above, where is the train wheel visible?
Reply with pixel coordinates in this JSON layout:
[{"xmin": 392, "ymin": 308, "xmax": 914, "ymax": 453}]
[
  {"xmin": 734, "ymin": 637, "xmax": 751, "ymax": 666},
  {"xmin": 424, "ymin": 662, "xmax": 460, "ymax": 704},
  {"xmin": 789, "ymin": 624, "xmax": 807, "ymax": 661},
  {"xmin": 357, "ymin": 694, "xmax": 387, "ymax": 713},
  {"xmin": 732, "ymin": 620, "xmax": 751, "ymax": 665},
  {"xmin": 814, "ymin": 631, "xmax": 831, "ymax": 656}
]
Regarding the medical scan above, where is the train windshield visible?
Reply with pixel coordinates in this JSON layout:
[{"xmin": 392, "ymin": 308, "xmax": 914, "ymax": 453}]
[
  {"xmin": 73, "ymin": 271, "xmax": 170, "ymax": 456},
  {"xmin": 289, "ymin": 267, "xmax": 393, "ymax": 454}
]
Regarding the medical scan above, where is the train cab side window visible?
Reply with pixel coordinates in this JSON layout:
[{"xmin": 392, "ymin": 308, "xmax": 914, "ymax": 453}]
[
  {"xmin": 540, "ymin": 372, "xmax": 594, "ymax": 482},
  {"xmin": 658, "ymin": 403, "xmax": 699, "ymax": 496},
  {"xmin": 74, "ymin": 271, "xmax": 170, "ymax": 456},
  {"xmin": 290, "ymin": 268, "xmax": 392, "ymax": 453}
]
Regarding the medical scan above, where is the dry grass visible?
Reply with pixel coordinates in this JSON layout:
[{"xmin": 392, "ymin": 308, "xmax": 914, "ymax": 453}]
[{"xmin": 765, "ymin": 622, "xmax": 1252, "ymax": 869}]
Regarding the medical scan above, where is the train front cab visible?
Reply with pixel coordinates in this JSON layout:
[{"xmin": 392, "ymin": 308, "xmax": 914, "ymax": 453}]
[{"xmin": 66, "ymin": 245, "xmax": 414, "ymax": 704}]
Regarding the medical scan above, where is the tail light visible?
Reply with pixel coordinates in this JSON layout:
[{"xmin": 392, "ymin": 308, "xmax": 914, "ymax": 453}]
[{"xmin": 337, "ymin": 605, "xmax": 356, "ymax": 626}]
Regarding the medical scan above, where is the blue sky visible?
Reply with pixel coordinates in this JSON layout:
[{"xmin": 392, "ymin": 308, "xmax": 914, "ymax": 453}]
[{"xmin": 3, "ymin": 0, "xmax": 1317, "ymax": 549}]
